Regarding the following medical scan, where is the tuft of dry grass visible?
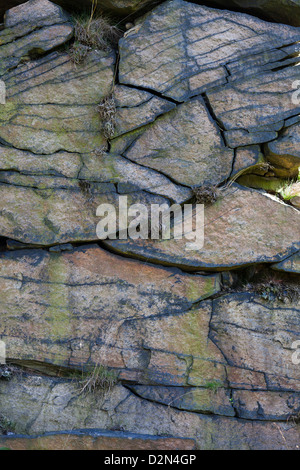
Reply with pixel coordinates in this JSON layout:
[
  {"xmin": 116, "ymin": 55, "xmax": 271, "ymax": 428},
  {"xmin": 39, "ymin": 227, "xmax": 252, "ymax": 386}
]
[
  {"xmin": 69, "ymin": 41, "xmax": 89, "ymax": 65},
  {"xmin": 77, "ymin": 364, "xmax": 119, "ymax": 396},
  {"xmin": 98, "ymin": 94, "xmax": 116, "ymax": 140},
  {"xmin": 192, "ymin": 184, "xmax": 219, "ymax": 205},
  {"xmin": 69, "ymin": 13, "xmax": 122, "ymax": 65}
]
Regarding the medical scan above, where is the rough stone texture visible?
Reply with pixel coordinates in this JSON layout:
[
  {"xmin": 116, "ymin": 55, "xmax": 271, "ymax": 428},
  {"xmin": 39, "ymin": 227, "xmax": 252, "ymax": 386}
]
[
  {"xmin": 211, "ymin": 293, "xmax": 300, "ymax": 392},
  {"xmin": 0, "ymin": 374, "xmax": 299, "ymax": 450},
  {"xmin": 0, "ymin": 0, "xmax": 73, "ymax": 75},
  {"xmin": 0, "ymin": 429, "xmax": 196, "ymax": 450},
  {"xmin": 0, "ymin": 51, "xmax": 114, "ymax": 154},
  {"xmin": 120, "ymin": 96, "xmax": 234, "ymax": 187},
  {"xmin": 114, "ymin": 85, "xmax": 176, "ymax": 137},
  {"xmin": 203, "ymin": 0, "xmax": 300, "ymax": 27},
  {"xmin": 232, "ymin": 146, "xmax": 264, "ymax": 177},
  {"xmin": 119, "ymin": 0, "xmax": 300, "ymax": 102},
  {"xmin": 207, "ymin": 67, "xmax": 300, "ymax": 147},
  {"xmin": 265, "ymin": 124, "xmax": 300, "ymax": 178},
  {"xmin": 0, "ymin": 245, "xmax": 220, "ymax": 372},
  {"xmin": 1, "ymin": 1, "xmax": 155, "ymax": 20},
  {"xmin": 0, "ymin": 0, "xmax": 299, "ymax": 451},
  {"xmin": 105, "ymin": 185, "xmax": 300, "ymax": 270},
  {"xmin": 272, "ymin": 252, "xmax": 300, "ymax": 274}
]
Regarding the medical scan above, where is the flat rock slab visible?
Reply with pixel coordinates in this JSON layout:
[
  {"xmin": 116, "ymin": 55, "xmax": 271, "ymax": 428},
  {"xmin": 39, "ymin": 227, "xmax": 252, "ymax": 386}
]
[
  {"xmin": 0, "ymin": 0, "xmax": 73, "ymax": 75},
  {"xmin": 0, "ymin": 177, "xmax": 170, "ymax": 245},
  {"xmin": 211, "ymin": 293, "xmax": 300, "ymax": 390},
  {"xmin": 122, "ymin": 96, "xmax": 233, "ymax": 187},
  {"xmin": 0, "ymin": 244, "xmax": 220, "ymax": 375},
  {"xmin": 104, "ymin": 185, "xmax": 300, "ymax": 270},
  {"xmin": 207, "ymin": 67, "xmax": 300, "ymax": 147},
  {"xmin": 128, "ymin": 385, "xmax": 235, "ymax": 417},
  {"xmin": 0, "ymin": 357, "xmax": 299, "ymax": 448},
  {"xmin": 0, "ymin": 51, "xmax": 115, "ymax": 154},
  {"xmin": 0, "ymin": 429, "xmax": 196, "ymax": 450},
  {"xmin": 0, "ymin": 144, "xmax": 190, "ymax": 245},
  {"xmin": 119, "ymin": 0, "xmax": 300, "ymax": 102}
]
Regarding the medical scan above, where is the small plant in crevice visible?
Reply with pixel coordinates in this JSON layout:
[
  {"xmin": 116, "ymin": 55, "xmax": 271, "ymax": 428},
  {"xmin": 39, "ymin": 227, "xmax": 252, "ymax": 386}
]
[
  {"xmin": 287, "ymin": 410, "xmax": 300, "ymax": 426},
  {"xmin": 97, "ymin": 94, "xmax": 116, "ymax": 141},
  {"xmin": 254, "ymin": 279, "xmax": 300, "ymax": 303},
  {"xmin": 75, "ymin": 364, "xmax": 119, "ymax": 396},
  {"xmin": 69, "ymin": 41, "xmax": 89, "ymax": 65},
  {"xmin": 220, "ymin": 266, "xmax": 300, "ymax": 303},
  {"xmin": 0, "ymin": 364, "xmax": 14, "ymax": 381},
  {"xmin": 0, "ymin": 415, "xmax": 16, "ymax": 435},
  {"xmin": 204, "ymin": 381, "xmax": 222, "ymax": 394},
  {"xmin": 78, "ymin": 180, "xmax": 91, "ymax": 196},
  {"xmin": 69, "ymin": 10, "xmax": 122, "ymax": 65},
  {"xmin": 279, "ymin": 180, "xmax": 300, "ymax": 202},
  {"xmin": 192, "ymin": 184, "xmax": 220, "ymax": 205}
]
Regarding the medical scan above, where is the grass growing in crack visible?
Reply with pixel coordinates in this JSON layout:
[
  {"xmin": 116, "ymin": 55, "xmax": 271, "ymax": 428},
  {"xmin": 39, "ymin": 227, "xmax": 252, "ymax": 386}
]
[
  {"xmin": 192, "ymin": 163, "xmax": 274, "ymax": 206},
  {"xmin": 220, "ymin": 266, "xmax": 300, "ymax": 303},
  {"xmin": 205, "ymin": 381, "xmax": 222, "ymax": 394},
  {"xmin": 0, "ymin": 415, "xmax": 16, "ymax": 435},
  {"xmin": 287, "ymin": 410, "xmax": 300, "ymax": 425},
  {"xmin": 69, "ymin": 41, "xmax": 89, "ymax": 65},
  {"xmin": 69, "ymin": 10, "xmax": 122, "ymax": 65},
  {"xmin": 279, "ymin": 180, "xmax": 300, "ymax": 201},
  {"xmin": 74, "ymin": 364, "xmax": 119, "ymax": 396},
  {"xmin": 254, "ymin": 280, "xmax": 300, "ymax": 303},
  {"xmin": 97, "ymin": 94, "xmax": 116, "ymax": 140},
  {"xmin": 78, "ymin": 180, "xmax": 91, "ymax": 196}
]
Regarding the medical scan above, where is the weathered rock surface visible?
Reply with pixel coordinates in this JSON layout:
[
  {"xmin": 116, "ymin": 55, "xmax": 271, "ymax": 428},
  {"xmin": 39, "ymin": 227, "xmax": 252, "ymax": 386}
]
[
  {"xmin": 0, "ymin": 51, "xmax": 115, "ymax": 154},
  {"xmin": 207, "ymin": 67, "xmax": 300, "ymax": 147},
  {"xmin": 0, "ymin": 0, "xmax": 73, "ymax": 75},
  {"xmin": 0, "ymin": 0, "xmax": 194, "ymax": 247},
  {"xmin": 0, "ymin": 0, "xmax": 299, "ymax": 451},
  {"xmin": 0, "ymin": 1, "xmax": 159, "ymax": 21},
  {"xmin": 265, "ymin": 124, "xmax": 300, "ymax": 178},
  {"xmin": 105, "ymin": 185, "xmax": 300, "ymax": 270},
  {"xmin": 119, "ymin": 0, "xmax": 300, "ymax": 102},
  {"xmin": 120, "ymin": 96, "xmax": 234, "ymax": 187},
  {"xmin": 3, "ymin": 0, "xmax": 300, "ymax": 27},
  {"xmin": 0, "ymin": 244, "xmax": 220, "ymax": 372},
  {"xmin": 0, "ymin": 429, "xmax": 196, "ymax": 450},
  {"xmin": 203, "ymin": 0, "xmax": 300, "ymax": 27},
  {"xmin": 114, "ymin": 85, "xmax": 176, "ymax": 138},
  {"xmin": 0, "ymin": 371, "xmax": 299, "ymax": 450},
  {"xmin": 272, "ymin": 252, "xmax": 300, "ymax": 273}
]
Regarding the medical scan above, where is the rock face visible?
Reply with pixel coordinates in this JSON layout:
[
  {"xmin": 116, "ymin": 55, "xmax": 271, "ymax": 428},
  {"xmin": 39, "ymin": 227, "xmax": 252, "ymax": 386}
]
[
  {"xmin": 2, "ymin": 0, "xmax": 300, "ymax": 26},
  {"xmin": 105, "ymin": 185, "xmax": 300, "ymax": 270},
  {"xmin": 0, "ymin": 429, "xmax": 197, "ymax": 451},
  {"xmin": 0, "ymin": 245, "xmax": 220, "ymax": 370},
  {"xmin": 0, "ymin": 0, "xmax": 160, "ymax": 21},
  {"xmin": 0, "ymin": 0, "xmax": 299, "ymax": 451},
  {"xmin": 203, "ymin": 0, "xmax": 300, "ymax": 27}
]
